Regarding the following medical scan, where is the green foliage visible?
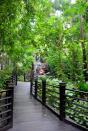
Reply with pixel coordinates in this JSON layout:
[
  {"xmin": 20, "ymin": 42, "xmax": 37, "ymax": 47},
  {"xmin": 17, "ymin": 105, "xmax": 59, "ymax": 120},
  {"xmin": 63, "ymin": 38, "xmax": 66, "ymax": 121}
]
[
  {"xmin": 47, "ymin": 77, "xmax": 59, "ymax": 86},
  {"xmin": 78, "ymin": 82, "xmax": 88, "ymax": 92},
  {"xmin": 0, "ymin": 1, "xmax": 88, "ymax": 129},
  {"xmin": 0, "ymin": 66, "xmax": 13, "ymax": 89},
  {"xmin": 0, "ymin": 0, "xmax": 88, "ymax": 83},
  {"xmin": 66, "ymin": 99, "xmax": 88, "ymax": 128},
  {"xmin": 18, "ymin": 75, "xmax": 24, "ymax": 82}
]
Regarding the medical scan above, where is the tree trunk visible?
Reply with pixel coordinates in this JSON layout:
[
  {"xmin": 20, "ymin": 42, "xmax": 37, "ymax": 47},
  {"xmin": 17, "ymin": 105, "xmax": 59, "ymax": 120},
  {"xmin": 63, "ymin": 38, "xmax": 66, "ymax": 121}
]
[{"xmin": 80, "ymin": 15, "xmax": 88, "ymax": 81}]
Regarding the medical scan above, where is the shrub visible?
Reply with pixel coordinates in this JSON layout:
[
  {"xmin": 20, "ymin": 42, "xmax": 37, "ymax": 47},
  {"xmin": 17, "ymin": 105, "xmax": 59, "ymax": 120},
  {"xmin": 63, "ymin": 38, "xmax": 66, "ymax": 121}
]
[
  {"xmin": 0, "ymin": 66, "xmax": 12, "ymax": 90},
  {"xmin": 78, "ymin": 82, "xmax": 88, "ymax": 92}
]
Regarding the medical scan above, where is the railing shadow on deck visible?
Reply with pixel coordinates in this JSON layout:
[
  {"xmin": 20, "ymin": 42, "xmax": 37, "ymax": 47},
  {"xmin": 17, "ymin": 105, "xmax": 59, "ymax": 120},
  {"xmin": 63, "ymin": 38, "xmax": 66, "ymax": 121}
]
[{"xmin": 30, "ymin": 78, "xmax": 88, "ymax": 131}]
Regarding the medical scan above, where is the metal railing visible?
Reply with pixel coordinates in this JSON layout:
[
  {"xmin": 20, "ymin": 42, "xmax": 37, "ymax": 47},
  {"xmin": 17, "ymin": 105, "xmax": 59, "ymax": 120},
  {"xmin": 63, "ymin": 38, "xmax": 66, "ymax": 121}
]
[
  {"xmin": 0, "ymin": 75, "xmax": 15, "ymax": 131},
  {"xmin": 30, "ymin": 78, "xmax": 88, "ymax": 131}
]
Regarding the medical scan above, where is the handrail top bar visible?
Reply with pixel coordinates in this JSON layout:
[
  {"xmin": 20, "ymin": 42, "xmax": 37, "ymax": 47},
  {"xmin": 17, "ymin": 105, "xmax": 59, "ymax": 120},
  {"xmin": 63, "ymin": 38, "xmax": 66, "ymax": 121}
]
[
  {"xmin": 36, "ymin": 79, "xmax": 88, "ymax": 94},
  {"xmin": 38, "ymin": 81, "xmax": 88, "ymax": 94},
  {"xmin": 37, "ymin": 81, "xmax": 59, "ymax": 88}
]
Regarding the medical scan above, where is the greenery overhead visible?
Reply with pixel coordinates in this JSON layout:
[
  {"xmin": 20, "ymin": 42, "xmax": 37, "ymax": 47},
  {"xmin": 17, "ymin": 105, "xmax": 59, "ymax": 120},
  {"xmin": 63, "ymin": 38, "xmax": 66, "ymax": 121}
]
[{"xmin": 0, "ymin": 0, "xmax": 88, "ymax": 86}]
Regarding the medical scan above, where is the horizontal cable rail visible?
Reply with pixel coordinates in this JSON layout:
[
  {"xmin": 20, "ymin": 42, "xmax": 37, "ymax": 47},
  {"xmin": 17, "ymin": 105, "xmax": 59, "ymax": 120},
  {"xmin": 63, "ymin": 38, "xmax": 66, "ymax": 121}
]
[
  {"xmin": 66, "ymin": 101, "xmax": 88, "ymax": 109},
  {"xmin": 0, "ymin": 96, "xmax": 12, "ymax": 101},
  {"xmin": 0, "ymin": 103, "xmax": 12, "ymax": 108},
  {"xmin": 66, "ymin": 88, "xmax": 88, "ymax": 94},
  {"xmin": 66, "ymin": 94, "xmax": 88, "ymax": 102},
  {"xmin": 0, "ymin": 89, "xmax": 13, "ymax": 93},
  {"xmin": 0, "ymin": 116, "xmax": 12, "ymax": 123}
]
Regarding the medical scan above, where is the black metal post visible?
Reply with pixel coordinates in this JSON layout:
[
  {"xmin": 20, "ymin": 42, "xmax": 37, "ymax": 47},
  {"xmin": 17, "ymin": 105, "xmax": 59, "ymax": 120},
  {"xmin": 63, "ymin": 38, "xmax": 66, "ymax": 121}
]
[
  {"xmin": 59, "ymin": 82, "xmax": 66, "ymax": 120},
  {"xmin": 30, "ymin": 79, "xmax": 33, "ymax": 95},
  {"xmin": 10, "ymin": 87, "xmax": 14, "ymax": 127},
  {"xmin": 12, "ymin": 75, "xmax": 13, "ymax": 83},
  {"xmin": 16, "ymin": 73, "xmax": 17, "ymax": 86},
  {"xmin": 7, "ymin": 86, "xmax": 14, "ymax": 127},
  {"xmin": 30, "ymin": 63, "xmax": 34, "ymax": 94},
  {"xmin": 42, "ymin": 79, "xmax": 46, "ymax": 105},
  {"xmin": 24, "ymin": 73, "xmax": 26, "ymax": 82},
  {"xmin": 35, "ymin": 79, "xmax": 38, "ymax": 99}
]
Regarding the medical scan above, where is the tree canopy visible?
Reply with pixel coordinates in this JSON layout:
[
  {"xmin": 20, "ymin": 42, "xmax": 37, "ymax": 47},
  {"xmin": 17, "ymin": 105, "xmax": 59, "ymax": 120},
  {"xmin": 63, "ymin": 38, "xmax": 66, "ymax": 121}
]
[{"xmin": 0, "ymin": 0, "xmax": 88, "ymax": 82}]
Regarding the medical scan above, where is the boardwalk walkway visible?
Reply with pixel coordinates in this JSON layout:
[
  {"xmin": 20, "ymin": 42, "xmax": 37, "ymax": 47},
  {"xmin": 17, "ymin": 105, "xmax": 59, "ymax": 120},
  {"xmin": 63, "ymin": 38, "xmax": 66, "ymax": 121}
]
[{"xmin": 9, "ymin": 82, "xmax": 80, "ymax": 131}]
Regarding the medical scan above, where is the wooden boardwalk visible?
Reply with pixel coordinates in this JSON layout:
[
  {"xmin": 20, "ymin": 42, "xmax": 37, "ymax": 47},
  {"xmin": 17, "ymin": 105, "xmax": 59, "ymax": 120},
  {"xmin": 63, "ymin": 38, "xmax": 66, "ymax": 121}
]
[{"xmin": 9, "ymin": 82, "xmax": 81, "ymax": 131}]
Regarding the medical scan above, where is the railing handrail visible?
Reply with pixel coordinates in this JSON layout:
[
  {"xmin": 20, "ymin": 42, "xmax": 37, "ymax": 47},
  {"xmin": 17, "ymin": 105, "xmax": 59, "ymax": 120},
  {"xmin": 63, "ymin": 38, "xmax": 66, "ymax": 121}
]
[
  {"xmin": 37, "ymin": 79, "xmax": 88, "ymax": 94},
  {"xmin": 30, "ymin": 78, "xmax": 88, "ymax": 131},
  {"xmin": 0, "ymin": 74, "xmax": 15, "ymax": 130}
]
